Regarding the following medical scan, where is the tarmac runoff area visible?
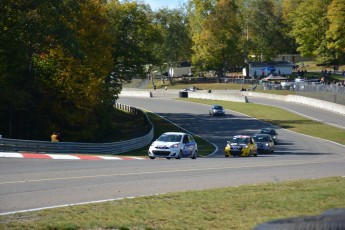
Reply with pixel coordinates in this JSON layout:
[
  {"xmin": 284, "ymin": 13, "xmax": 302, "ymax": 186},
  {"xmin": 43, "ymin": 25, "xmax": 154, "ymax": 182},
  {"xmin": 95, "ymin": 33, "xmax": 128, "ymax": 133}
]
[{"xmin": 0, "ymin": 152, "xmax": 147, "ymax": 160}]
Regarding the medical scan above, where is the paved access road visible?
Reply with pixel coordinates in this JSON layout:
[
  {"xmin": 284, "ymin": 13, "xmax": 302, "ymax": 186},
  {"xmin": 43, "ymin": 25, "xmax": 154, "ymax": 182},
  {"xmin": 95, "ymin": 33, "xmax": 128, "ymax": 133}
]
[{"xmin": 1, "ymin": 96, "xmax": 344, "ymax": 214}]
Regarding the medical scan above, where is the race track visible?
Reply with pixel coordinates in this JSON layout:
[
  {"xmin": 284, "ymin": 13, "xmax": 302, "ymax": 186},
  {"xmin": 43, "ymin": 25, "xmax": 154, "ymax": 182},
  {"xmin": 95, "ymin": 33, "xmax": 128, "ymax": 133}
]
[{"xmin": 1, "ymin": 96, "xmax": 344, "ymax": 214}]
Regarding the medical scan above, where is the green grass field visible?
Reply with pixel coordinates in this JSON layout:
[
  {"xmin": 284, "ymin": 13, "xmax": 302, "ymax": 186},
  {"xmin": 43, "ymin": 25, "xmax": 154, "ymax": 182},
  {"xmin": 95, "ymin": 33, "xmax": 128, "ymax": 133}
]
[{"xmin": 1, "ymin": 177, "xmax": 344, "ymax": 230}]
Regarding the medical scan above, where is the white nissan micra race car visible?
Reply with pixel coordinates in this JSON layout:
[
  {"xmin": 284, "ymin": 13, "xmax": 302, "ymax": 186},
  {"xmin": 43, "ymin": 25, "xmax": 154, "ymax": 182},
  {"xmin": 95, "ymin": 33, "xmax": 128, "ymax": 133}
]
[{"xmin": 148, "ymin": 132, "xmax": 198, "ymax": 159}]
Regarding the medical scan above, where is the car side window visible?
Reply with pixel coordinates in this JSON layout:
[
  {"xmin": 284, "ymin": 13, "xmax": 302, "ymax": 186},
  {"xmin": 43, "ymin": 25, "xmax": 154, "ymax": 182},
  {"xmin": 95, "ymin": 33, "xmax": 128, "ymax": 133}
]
[
  {"xmin": 183, "ymin": 135, "xmax": 189, "ymax": 143},
  {"xmin": 188, "ymin": 135, "xmax": 194, "ymax": 143}
]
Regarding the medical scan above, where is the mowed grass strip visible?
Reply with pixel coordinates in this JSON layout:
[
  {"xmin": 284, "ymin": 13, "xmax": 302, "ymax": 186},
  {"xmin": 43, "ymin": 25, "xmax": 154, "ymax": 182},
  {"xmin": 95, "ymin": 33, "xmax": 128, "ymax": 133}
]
[
  {"xmin": 1, "ymin": 177, "xmax": 344, "ymax": 230},
  {"xmin": 180, "ymin": 98, "xmax": 345, "ymax": 145}
]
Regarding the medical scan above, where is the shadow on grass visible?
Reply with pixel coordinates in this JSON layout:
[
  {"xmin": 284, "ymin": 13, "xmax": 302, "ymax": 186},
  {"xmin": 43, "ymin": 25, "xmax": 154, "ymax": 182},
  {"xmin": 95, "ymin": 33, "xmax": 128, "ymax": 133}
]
[{"xmin": 263, "ymin": 119, "xmax": 320, "ymax": 129}]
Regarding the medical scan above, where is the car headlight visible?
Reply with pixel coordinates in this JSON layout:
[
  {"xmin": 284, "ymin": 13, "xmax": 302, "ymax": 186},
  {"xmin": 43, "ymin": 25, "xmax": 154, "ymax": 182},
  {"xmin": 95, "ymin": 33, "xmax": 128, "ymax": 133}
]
[
  {"xmin": 265, "ymin": 143, "xmax": 269, "ymax": 146},
  {"xmin": 170, "ymin": 143, "xmax": 179, "ymax": 148}
]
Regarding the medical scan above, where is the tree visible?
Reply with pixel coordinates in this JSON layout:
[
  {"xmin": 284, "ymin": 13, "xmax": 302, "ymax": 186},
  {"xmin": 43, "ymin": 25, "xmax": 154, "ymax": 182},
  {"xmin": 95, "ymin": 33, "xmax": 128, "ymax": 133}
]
[
  {"xmin": 196, "ymin": 0, "xmax": 243, "ymax": 76},
  {"xmin": 0, "ymin": 0, "xmax": 50, "ymax": 139},
  {"xmin": 244, "ymin": 0, "xmax": 291, "ymax": 61},
  {"xmin": 0, "ymin": 0, "xmax": 116, "ymax": 141},
  {"xmin": 290, "ymin": 0, "xmax": 333, "ymax": 64},
  {"xmin": 153, "ymin": 8, "xmax": 192, "ymax": 69},
  {"xmin": 33, "ymin": 0, "xmax": 115, "ymax": 141},
  {"xmin": 326, "ymin": 0, "xmax": 345, "ymax": 63},
  {"xmin": 188, "ymin": 0, "xmax": 217, "ymax": 71},
  {"xmin": 106, "ymin": 1, "xmax": 161, "ymax": 85}
]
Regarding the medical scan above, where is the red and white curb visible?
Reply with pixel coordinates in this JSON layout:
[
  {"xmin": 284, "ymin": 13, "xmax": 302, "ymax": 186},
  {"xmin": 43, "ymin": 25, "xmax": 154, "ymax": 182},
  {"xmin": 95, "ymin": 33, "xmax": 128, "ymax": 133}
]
[{"xmin": 0, "ymin": 152, "xmax": 147, "ymax": 160}]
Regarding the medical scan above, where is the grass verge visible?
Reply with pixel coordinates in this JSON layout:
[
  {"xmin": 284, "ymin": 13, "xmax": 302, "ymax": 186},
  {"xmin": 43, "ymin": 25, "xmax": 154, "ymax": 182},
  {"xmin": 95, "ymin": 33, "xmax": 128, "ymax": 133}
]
[
  {"xmin": 1, "ymin": 177, "xmax": 344, "ymax": 230},
  {"xmin": 179, "ymin": 98, "xmax": 345, "ymax": 145}
]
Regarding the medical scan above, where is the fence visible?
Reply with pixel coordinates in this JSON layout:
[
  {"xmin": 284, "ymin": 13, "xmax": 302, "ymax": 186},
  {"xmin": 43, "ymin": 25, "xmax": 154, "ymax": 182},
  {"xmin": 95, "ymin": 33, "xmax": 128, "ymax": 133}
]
[
  {"xmin": 0, "ymin": 103, "xmax": 154, "ymax": 154},
  {"xmin": 200, "ymin": 78, "xmax": 345, "ymax": 106}
]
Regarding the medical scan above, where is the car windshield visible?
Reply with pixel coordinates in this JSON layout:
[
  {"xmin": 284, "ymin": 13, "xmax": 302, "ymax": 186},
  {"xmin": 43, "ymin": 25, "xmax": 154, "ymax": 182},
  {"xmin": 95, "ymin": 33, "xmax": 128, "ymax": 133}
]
[
  {"xmin": 230, "ymin": 137, "xmax": 249, "ymax": 145},
  {"xmin": 157, "ymin": 134, "xmax": 182, "ymax": 142},
  {"xmin": 214, "ymin": 106, "xmax": 223, "ymax": 109},
  {"xmin": 254, "ymin": 135, "xmax": 270, "ymax": 142},
  {"xmin": 261, "ymin": 129, "xmax": 276, "ymax": 135}
]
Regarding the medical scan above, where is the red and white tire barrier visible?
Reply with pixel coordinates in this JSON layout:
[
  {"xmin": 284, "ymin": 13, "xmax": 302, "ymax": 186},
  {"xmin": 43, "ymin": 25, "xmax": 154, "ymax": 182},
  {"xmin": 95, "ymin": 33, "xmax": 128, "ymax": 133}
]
[{"xmin": 0, "ymin": 152, "xmax": 147, "ymax": 160}]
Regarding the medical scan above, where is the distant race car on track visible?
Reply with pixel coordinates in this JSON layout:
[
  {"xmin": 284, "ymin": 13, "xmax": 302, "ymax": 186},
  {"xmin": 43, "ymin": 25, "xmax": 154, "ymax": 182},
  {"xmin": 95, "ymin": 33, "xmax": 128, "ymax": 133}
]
[
  {"xmin": 260, "ymin": 127, "xmax": 278, "ymax": 143},
  {"xmin": 209, "ymin": 104, "xmax": 225, "ymax": 116}
]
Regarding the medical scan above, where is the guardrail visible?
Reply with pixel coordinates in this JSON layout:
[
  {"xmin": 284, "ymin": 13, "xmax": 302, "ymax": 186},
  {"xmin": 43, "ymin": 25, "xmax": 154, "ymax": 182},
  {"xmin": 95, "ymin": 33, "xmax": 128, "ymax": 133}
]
[{"xmin": 0, "ymin": 103, "xmax": 154, "ymax": 154}]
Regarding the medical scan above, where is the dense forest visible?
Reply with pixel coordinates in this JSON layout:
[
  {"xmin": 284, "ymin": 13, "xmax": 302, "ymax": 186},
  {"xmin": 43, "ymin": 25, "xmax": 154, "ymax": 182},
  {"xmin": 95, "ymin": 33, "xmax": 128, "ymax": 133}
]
[{"xmin": 1, "ymin": 0, "xmax": 344, "ymax": 141}]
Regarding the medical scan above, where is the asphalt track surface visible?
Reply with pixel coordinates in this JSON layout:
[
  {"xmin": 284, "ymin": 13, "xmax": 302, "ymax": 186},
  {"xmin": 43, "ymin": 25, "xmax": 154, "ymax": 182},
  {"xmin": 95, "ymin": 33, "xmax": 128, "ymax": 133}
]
[{"xmin": 1, "ymin": 94, "xmax": 345, "ymax": 215}]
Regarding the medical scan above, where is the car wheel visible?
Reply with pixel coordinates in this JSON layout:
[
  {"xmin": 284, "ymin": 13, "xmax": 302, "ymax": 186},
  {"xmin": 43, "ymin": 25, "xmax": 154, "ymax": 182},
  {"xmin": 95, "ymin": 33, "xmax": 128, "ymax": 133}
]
[
  {"xmin": 149, "ymin": 156, "xmax": 155, "ymax": 159},
  {"xmin": 166, "ymin": 157, "xmax": 171, "ymax": 160},
  {"xmin": 176, "ymin": 150, "xmax": 183, "ymax": 159},
  {"xmin": 191, "ymin": 150, "xmax": 197, "ymax": 159},
  {"xmin": 225, "ymin": 155, "xmax": 229, "ymax": 157}
]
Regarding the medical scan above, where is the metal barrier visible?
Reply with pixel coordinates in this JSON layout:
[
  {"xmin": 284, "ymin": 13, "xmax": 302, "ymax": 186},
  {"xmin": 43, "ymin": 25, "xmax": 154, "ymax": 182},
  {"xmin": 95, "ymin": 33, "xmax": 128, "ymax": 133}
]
[
  {"xmin": 0, "ymin": 103, "xmax": 154, "ymax": 154},
  {"xmin": 256, "ymin": 82, "xmax": 345, "ymax": 105}
]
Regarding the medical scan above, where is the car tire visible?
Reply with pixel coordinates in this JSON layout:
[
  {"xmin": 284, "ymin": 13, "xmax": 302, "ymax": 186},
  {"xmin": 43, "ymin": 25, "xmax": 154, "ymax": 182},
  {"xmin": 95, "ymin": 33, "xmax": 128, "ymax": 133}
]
[
  {"xmin": 149, "ymin": 156, "xmax": 155, "ymax": 159},
  {"xmin": 166, "ymin": 157, "xmax": 171, "ymax": 160},
  {"xmin": 191, "ymin": 150, "xmax": 197, "ymax": 159},
  {"xmin": 225, "ymin": 155, "xmax": 229, "ymax": 157},
  {"xmin": 176, "ymin": 150, "xmax": 183, "ymax": 159}
]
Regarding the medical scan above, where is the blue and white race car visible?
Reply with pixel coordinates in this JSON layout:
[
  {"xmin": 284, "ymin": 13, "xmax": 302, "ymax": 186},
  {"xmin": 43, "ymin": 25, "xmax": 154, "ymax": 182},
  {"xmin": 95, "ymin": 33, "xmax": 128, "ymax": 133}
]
[{"xmin": 148, "ymin": 132, "xmax": 198, "ymax": 159}]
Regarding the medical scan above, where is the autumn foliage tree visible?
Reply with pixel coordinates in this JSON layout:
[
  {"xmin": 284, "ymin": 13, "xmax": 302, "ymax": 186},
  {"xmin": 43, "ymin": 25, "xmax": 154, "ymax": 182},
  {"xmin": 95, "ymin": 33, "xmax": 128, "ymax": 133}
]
[
  {"xmin": 1, "ymin": 0, "xmax": 345, "ymax": 142},
  {"xmin": 194, "ymin": 0, "xmax": 242, "ymax": 76},
  {"xmin": 1, "ymin": 0, "xmax": 117, "ymax": 141},
  {"xmin": 153, "ymin": 8, "xmax": 192, "ymax": 70}
]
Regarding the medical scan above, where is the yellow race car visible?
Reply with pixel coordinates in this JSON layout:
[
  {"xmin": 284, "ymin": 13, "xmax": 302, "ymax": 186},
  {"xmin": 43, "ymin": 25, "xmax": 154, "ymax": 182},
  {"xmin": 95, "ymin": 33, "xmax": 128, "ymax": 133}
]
[{"xmin": 225, "ymin": 135, "xmax": 258, "ymax": 157}]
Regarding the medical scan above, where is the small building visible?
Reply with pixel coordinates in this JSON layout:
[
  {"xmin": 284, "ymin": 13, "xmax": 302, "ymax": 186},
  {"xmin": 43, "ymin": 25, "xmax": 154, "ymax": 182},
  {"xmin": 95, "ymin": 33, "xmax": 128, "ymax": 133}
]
[{"xmin": 243, "ymin": 61, "xmax": 294, "ymax": 78}]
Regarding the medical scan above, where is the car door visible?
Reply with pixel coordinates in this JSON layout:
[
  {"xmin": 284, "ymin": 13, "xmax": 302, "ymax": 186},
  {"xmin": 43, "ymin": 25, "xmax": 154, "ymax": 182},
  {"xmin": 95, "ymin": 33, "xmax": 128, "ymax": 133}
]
[
  {"xmin": 182, "ymin": 134, "xmax": 196, "ymax": 156},
  {"xmin": 249, "ymin": 137, "xmax": 257, "ymax": 153},
  {"xmin": 268, "ymin": 136, "xmax": 275, "ymax": 150}
]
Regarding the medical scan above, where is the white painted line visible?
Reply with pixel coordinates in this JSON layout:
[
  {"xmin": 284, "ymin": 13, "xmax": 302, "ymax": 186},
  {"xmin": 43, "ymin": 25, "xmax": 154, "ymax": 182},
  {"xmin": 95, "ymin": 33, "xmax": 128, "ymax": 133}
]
[
  {"xmin": 129, "ymin": 157, "xmax": 147, "ymax": 160},
  {"xmin": 98, "ymin": 156, "xmax": 123, "ymax": 160},
  {"xmin": 0, "ymin": 152, "xmax": 24, "ymax": 158},
  {"xmin": 46, "ymin": 154, "xmax": 80, "ymax": 160},
  {"xmin": 0, "ymin": 193, "xmax": 166, "ymax": 216}
]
